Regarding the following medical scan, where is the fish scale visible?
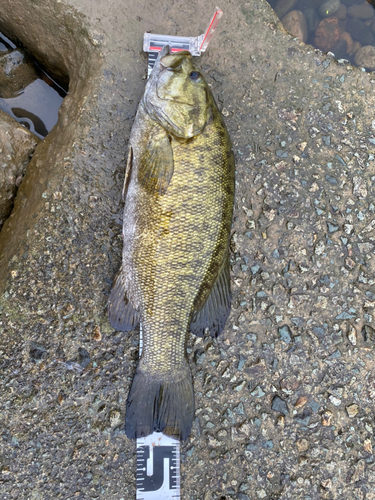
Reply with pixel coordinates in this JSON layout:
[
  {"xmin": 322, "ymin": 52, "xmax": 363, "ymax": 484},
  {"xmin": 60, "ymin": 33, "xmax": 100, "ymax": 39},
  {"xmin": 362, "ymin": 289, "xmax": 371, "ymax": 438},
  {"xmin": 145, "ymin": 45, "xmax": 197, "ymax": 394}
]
[{"xmin": 137, "ymin": 137, "xmax": 228, "ymax": 369}]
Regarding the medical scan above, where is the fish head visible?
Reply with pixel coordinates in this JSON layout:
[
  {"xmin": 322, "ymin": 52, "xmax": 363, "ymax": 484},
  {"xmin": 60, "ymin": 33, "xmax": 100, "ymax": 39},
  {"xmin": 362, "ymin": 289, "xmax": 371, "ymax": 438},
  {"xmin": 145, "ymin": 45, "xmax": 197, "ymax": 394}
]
[{"xmin": 144, "ymin": 46, "xmax": 208, "ymax": 139}]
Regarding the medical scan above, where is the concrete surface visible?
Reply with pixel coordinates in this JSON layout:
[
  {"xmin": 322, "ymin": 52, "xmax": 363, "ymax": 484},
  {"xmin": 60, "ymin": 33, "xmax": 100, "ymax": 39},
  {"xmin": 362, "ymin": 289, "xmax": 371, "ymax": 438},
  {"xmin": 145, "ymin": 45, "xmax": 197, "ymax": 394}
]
[{"xmin": 0, "ymin": 0, "xmax": 375, "ymax": 499}]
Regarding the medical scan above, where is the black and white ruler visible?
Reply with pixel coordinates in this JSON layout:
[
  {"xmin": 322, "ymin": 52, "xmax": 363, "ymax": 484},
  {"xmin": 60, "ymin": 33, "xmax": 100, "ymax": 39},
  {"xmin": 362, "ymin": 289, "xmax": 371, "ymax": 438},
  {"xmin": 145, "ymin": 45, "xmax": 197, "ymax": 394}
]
[{"xmin": 136, "ymin": 432, "xmax": 180, "ymax": 500}]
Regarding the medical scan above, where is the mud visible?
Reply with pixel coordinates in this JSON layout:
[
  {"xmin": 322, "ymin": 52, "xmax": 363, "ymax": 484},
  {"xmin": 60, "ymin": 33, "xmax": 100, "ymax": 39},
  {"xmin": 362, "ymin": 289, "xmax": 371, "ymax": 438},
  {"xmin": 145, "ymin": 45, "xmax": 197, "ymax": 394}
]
[{"xmin": 0, "ymin": 0, "xmax": 375, "ymax": 499}]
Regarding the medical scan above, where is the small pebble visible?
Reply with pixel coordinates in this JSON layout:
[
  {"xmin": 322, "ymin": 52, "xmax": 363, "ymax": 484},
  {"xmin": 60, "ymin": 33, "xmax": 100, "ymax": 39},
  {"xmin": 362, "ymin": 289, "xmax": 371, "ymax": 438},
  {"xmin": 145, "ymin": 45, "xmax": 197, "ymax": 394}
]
[
  {"xmin": 296, "ymin": 438, "xmax": 309, "ymax": 452},
  {"xmin": 294, "ymin": 396, "xmax": 308, "ymax": 408},
  {"xmin": 346, "ymin": 403, "xmax": 359, "ymax": 418},
  {"xmin": 364, "ymin": 438, "xmax": 372, "ymax": 454},
  {"xmin": 348, "ymin": 326, "xmax": 357, "ymax": 346},
  {"xmin": 329, "ymin": 395, "xmax": 341, "ymax": 406},
  {"xmin": 279, "ymin": 324, "xmax": 292, "ymax": 343},
  {"xmin": 272, "ymin": 395, "xmax": 289, "ymax": 415},
  {"xmin": 322, "ymin": 410, "xmax": 333, "ymax": 426},
  {"xmin": 321, "ymin": 478, "xmax": 332, "ymax": 490}
]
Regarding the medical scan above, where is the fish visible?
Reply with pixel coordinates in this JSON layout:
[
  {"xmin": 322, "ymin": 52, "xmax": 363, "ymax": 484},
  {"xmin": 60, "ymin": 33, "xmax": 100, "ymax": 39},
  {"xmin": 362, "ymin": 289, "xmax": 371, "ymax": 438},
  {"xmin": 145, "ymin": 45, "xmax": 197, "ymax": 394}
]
[{"xmin": 108, "ymin": 45, "xmax": 235, "ymax": 440}]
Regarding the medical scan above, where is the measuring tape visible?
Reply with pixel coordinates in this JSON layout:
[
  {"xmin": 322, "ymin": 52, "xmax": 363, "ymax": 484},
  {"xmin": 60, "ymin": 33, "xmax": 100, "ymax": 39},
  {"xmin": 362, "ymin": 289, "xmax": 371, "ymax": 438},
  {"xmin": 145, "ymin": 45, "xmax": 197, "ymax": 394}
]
[
  {"xmin": 143, "ymin": 7, "xmax": 223, "ymax": 76},
  {"xmin": 136, "ymin": 432, "xmax": 180, "ymax": 500},
  {"xmin": 135, "ymin": 9, "xmax": 223, "ymax": 499}
]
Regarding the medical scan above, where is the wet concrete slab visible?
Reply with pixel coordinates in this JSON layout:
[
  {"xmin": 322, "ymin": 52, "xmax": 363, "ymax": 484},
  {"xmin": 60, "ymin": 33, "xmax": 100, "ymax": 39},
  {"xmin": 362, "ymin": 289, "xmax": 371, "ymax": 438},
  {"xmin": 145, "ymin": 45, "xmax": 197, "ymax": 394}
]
[{"xmin": 0, "ymin": 0, "xmax": 375, "ymax": 498}]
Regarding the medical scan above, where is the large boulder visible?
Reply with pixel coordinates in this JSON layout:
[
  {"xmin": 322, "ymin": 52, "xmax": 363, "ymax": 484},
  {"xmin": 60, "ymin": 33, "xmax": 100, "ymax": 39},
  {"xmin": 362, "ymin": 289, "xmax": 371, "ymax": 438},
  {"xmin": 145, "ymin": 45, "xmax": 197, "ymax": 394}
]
[
  {"xmin": 0, "ymin": 49, "xmax": 39, "ymax": 98},
  {"xmin": 0, "ymin": 109, "xmax": 39, "ymax": 228}
]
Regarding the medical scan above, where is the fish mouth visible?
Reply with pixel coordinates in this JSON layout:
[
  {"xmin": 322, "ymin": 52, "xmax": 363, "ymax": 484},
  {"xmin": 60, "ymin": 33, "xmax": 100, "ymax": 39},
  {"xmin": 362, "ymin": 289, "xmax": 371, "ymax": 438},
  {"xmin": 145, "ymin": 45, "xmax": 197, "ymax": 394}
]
[{"xmin": 156, "ymin": 91, "xmax": 197, "ymax": 107}]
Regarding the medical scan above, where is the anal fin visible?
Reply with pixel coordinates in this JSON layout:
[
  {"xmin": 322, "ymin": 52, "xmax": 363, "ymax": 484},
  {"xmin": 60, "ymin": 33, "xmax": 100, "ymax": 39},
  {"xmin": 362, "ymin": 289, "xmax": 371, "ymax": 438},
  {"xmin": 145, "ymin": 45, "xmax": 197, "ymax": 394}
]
[
  {"xmin": 108, "ymin": 269, "xmax": 140, "ymax": 331},
  {"xmin": 190, "ymin": 258, "xmax": 231, "ymax": 338}
]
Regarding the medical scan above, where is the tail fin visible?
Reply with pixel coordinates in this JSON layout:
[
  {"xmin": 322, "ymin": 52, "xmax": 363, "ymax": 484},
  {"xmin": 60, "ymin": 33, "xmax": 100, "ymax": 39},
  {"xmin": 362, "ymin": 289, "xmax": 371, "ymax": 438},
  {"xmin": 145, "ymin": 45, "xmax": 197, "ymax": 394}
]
[{"xmin": 125, "ymin": 363, "xmax": 194, "ymax": 441}]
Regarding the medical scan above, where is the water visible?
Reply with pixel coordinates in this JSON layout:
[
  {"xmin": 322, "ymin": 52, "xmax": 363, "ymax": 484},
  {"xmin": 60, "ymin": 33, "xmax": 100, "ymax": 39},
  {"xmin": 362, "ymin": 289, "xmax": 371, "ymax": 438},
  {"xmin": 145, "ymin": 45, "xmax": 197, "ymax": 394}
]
[
  {"xmin": 0, "ymin": 31, "xmax": 67, "ymax": 138},
  {"xmin": 268, "ymin": 0, "xmax": 375, "ymax": 69}
]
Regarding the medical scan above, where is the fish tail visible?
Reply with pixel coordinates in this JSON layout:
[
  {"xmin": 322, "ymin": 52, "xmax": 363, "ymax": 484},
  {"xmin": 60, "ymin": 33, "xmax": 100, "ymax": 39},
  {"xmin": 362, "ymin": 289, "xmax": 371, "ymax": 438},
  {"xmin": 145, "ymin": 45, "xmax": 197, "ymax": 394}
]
[{"xmin": 125, "ymin": 362, "xmax": 194, "ymax": 441}]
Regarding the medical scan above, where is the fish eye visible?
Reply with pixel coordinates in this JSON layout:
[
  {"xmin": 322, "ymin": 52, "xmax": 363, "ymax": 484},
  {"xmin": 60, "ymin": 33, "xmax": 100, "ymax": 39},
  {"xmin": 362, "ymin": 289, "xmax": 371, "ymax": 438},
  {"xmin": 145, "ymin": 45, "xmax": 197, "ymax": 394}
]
[{"xmin": 189, "ymin": 71, "xmax": 201, "ymax": 81}]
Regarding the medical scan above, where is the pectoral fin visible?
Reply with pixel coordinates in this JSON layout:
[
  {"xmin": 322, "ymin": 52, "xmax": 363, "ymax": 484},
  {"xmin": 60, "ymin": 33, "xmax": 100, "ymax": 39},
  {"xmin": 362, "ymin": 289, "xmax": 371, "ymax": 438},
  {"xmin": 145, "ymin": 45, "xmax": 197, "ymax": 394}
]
[
  {"xmin": 138, "ymin": 128, "xmax": 174, "ymax": 195},
  {"xmin": 108, "ymin": 269, "xmax": 140, "ymax": 331},
  {"xmin": 190, "ymin": 258, "xmax": 231, "ymax": 338}
]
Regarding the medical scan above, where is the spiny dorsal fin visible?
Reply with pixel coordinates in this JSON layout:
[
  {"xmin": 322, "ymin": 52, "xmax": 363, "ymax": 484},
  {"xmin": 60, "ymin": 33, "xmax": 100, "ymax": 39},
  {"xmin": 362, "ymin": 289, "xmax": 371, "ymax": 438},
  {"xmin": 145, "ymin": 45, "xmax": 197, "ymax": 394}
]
[
  {"xmin": 138, "ymin": 127, "xmax": 173, "ymax": 195},
  {"xmin": 190, "ymin": 258, "xmax": 231, "ymax": 338}
]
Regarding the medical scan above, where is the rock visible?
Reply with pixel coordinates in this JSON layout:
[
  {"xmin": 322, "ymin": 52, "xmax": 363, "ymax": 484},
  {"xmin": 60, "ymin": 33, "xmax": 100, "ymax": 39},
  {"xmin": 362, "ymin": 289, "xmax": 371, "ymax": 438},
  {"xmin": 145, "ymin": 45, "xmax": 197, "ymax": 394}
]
[
  {"xmin": 336, "ymin": 3, "xmax": 348, "ymax": 19},
  {"xmin": 348, "ymin": 326, "xmax": 357, "ymax": 345},
  {"xmin": 294, "ymin": 409, "xmax": 312, "ymax": 425},
  {"xmin": 364, "ymin": 438, "xmax": 373, "ymax": 453},
  {"xmin": 353, "ymin": 175, "xmax": 368, "ymax": 198},
  {"xmin": 347, "ymin": 18, "xmax": 374, "ymax": 45},
  {"xmin": 29, "ymin": 341, "xmax": 47, "ymax": 362},
  {"xmin": 294, "ymin": 396, "xmax": 308, "ymax": 408},
  {"xmin": 279, "ymin": 324, "xmax": 292, "ymax": 343},
  {"xmin": 363, "ymin": 324, "xmax": 375, "ymax": 341},
  {"xmin": 332, "ymin": 38, "xmax": 350, "ymax": 58},
  {"xmin": 251, "ymin": 385, "xmax": 266, "ymax": 397},
  {"xmin": 340, "ymin": 31, "xmax": 354, "ymax": 54},
  {"xmin": 0, "ymin": 49, "xmax": 38, "ymax": 98},
  {"xmin": 274, "ymin": 0, "xmax": 299, "ymax": 19},
  {"xmin": 322, "ymin": 410, "xmax": 333, "ymax": 425},
  {"xmin": 0, "ymin": 110, "xmax": 39, "ymax": 228},
  {"xmin": 321, "ymin": 479, "xmax": 332, "ymax": 490},
  {"xmin": 272, "ymin": 395, "xmax": 289, "ymax": 414},
  {"xmin": 296, "ymin": 438, "xmax": 309, "ymax": 452},
  {"xmin": 281, "ymin": 10, "xmax": 308, "ymax": 42},
  {"xmin": 349, "ymin": 459, "xmax": 365, "ymax": 483},
  {"xmin": 309, "ymin": 0, "xmax": 328, "ymax": 6},
  {"xmin": 78, "ymin": 347, "xmax": 91, "ymax": 368},
  {"xmin": 318, "ymin": 0, "xmax": 341, "ymax": 18},
  {"xmin": 315, "ymin": 18, "xmax": 342, "ymax": 52},
  {"xmin": 329, "ymin": 394, "xmax": 341, "ymax": 406},
  {"xmin": 348, "ymin": 1, "xmax": 374, "ymax": 19},
  {"xmin": 276, "ymin": 415, "xmax": 285, "ymax": 427},
  {"xmin": 304, "ymin": 8, "xmax": 320, "ymax": 32},
  {"xmin": 354, "ymin": 44, "xmax": 375, "ymax": 68},
  {"xmin": 349, "ymin": 40, "xmax": 362, "ymax": 56},
  {"xmin": 346, "ymin": 403, "xmax": 359, "ymax": 417}
]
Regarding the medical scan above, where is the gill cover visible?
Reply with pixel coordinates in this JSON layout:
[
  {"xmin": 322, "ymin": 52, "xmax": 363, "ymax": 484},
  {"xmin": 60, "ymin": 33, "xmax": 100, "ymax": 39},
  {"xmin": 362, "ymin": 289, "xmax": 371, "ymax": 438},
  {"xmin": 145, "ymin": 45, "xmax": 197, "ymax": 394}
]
[{"xmin": 143, "ymin": 46, "xmax": 208, "ymax": 139}]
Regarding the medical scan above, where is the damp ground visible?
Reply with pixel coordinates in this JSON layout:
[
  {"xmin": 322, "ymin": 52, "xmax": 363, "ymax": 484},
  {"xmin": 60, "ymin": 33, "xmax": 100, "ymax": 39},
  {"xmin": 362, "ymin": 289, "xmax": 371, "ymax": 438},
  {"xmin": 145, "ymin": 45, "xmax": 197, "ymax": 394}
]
[{"xmin": 0, "ymin": 0, "xmax": 375, "ymax": 499}]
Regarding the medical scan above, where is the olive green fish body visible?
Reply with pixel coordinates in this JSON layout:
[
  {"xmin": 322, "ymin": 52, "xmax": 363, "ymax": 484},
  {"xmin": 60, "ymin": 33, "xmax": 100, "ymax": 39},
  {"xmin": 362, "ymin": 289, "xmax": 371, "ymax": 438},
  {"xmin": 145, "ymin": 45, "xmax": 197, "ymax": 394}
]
[{"xmin": 108, "ymin": 47, "xmax": 234, "ymax": 440}]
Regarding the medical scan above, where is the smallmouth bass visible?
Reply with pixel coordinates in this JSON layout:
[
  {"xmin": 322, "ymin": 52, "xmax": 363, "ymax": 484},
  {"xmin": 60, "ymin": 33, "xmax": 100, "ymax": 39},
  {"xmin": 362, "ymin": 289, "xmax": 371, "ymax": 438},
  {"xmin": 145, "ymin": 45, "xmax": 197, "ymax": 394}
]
[{"xmin": 108, "ymin": 46, "xmax": 235, "ymax": 440}]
